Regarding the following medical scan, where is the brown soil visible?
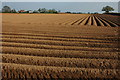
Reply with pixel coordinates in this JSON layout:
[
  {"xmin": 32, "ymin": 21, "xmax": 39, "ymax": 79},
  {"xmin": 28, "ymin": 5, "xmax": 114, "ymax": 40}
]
[{"xmin": 1, "ymin": 13, "xmax": 120, "ymax": 79}]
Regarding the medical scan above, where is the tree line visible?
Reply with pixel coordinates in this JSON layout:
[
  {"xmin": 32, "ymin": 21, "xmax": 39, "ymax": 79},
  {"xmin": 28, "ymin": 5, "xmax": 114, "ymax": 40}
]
[
  {"xmin": 1, "ymin": 5, "xmax": 115, "ymax": 14},
  {"xmin": 1, "ymin": 6, "xmax": 60, "ymax": 13}
]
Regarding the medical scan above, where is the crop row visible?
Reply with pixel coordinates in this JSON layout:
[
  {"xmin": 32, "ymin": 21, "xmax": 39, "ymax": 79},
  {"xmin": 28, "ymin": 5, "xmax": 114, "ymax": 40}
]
[
  {"xmin": 1, "ymin": 32, "xmax": 119, "ymax": 41},
  {"xmin": 94, "ymin": 14, "xmax": 120, "ymax": 26},
  {"xmin": 2, "ymin": 63, "xmax": 119, "ymax": 79},
  {"xmin": 1, "ymin": 38, "xmax": 117, "ymax": 48},
  {"xmin": 2, "ymin": 42, "xmax": 118, "ymax": 52},
  {"xmin": 2, "ymin": 46, "xmax": 119, "ymax": 59},
  {"xmin": 1, "ymin": 35, "xmax": 117, "ymax": 43},
  {"xmin": 2, "ymin": 54, "xmax": 119, "ymax": 69},
  {"xmin": 58, "ymin": 15, "xmax": 119, "ymax": 27}
]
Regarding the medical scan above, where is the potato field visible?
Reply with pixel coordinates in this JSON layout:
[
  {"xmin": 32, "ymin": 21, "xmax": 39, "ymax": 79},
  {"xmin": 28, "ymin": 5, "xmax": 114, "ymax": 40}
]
[{"xmin": 1, "ymin": 14, "xmax": 120, "ymax": 79}]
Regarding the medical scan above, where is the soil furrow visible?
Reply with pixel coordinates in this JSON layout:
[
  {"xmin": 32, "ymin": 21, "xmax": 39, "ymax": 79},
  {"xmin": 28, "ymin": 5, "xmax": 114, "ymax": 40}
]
[
  {"xmin": 97, "ymin": 17, "xmax": 111, "ymax": 27},
  {"xmin": 2, "ymin": 54, "xmax": 119, "ymax": 69},
  {"xmin": 92, "ymin": 16, "xmax": 98, "ymax": 26},
  {"xmin": 2, "ymin": 35, "xmax": 116, "ymax": 43},
  {"xmin": 1, "ymin": 38, "xmax": 117, "ymax": 48},
  {"xmin": 98, "ymin": 17, "xmax": 119, "ymax": 27},
  {"xmin": 1, "ymin": 42, "xmax": 118, "ymax": 52},
  {"xmin": 1, "ymin": 32, "xmax": 119, "ymax": 41},
  {"xmin": 71, "ymin": 17, "xmax": 84, "ymax": 25},
  {"xmin": 94, "ymin": 16, "xmax": 105, "ymax": 26},
  {"xmin": 86, "ymin": 16, "xmax": 92, "ymax": 25},
  {"xmin": 79, "ymin": 16, "xmax": 90, "ymax": 25},
  {"xmin": 2, "ymin": 46, "xmax": 119, "ymax": 59},
  {"xmin": 2, "ymin": 63, "xmax": 119, "ymax": 79}
]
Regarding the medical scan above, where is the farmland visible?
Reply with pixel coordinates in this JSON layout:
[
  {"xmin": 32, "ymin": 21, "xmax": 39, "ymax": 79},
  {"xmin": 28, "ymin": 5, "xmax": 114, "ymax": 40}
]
[{"xmin": 1, "ymin": 14, "xmax": 120, "ymax": 79}]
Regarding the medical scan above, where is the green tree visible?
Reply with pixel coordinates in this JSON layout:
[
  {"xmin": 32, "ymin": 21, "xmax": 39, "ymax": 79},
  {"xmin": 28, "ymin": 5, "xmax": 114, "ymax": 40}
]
[
  {"xmin": 38, "ymin": 8, "xmax": 41, "ymax": 13},
  {"xmin": 38, "ymin": 8, "xmax": 58, "ymax": 13},
  {"xmin": 2, "ymin": 6, "xmax": 11, "ymax": 13},
  {"xmin": 102, "ymin": 6, "xmax": 114, "ymax": 13},
  {"xmin": 41, "ymin": 8, "xmax": 47, "ymax": 13},
  {"xmin": 33, "ymin": 10, "xmax": 39, "ymax": 13},
  {"xmin": 65, "ymin": 12, "xmax": 71, "ymax": 13},
  {"xmin": 48, "ymin": 9, "xmax": 58, "ymax": 13},
  {"xmin": 11, "ymin": 9, "xmax": 17, "ymax": 13}
]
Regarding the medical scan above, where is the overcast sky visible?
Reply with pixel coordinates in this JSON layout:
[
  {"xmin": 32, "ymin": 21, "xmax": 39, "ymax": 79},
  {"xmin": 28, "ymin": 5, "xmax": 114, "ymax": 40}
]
[
  {"xmin": 1, "ymin": 2, "xmax": 118, "ymax": 13},
  {"xmin": 0, "ymin": 0, "xmax": 120, "ymax": 2}
]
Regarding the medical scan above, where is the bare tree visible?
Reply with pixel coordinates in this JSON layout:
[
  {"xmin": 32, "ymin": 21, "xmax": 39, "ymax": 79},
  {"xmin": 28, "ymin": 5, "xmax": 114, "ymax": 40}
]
[{"xmin": 2, "ymin": 6, "xmax": 11, "ymax": 13}]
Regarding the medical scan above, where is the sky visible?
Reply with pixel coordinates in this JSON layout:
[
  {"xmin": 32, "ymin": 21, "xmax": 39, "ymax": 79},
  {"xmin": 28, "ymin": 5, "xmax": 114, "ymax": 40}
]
[
  {"xmin": 0, "ymin": 0, "xmax": 120, "ymax": 2},
  {"xmin": 1, "ymin": 2, "xmax": 118, "ymax": 13}
]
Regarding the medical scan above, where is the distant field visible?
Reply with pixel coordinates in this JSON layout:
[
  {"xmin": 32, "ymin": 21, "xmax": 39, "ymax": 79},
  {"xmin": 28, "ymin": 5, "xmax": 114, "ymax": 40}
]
[{"xmin": 1, "ymin": 14, "xmax": 120, "ymax": 79}]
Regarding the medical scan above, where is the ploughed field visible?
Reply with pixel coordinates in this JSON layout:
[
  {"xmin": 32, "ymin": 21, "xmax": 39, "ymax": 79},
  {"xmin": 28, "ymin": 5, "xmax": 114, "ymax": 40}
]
[{"xmin": 1, "ymin": 14, "xmax": 120, "ymax": 79}]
